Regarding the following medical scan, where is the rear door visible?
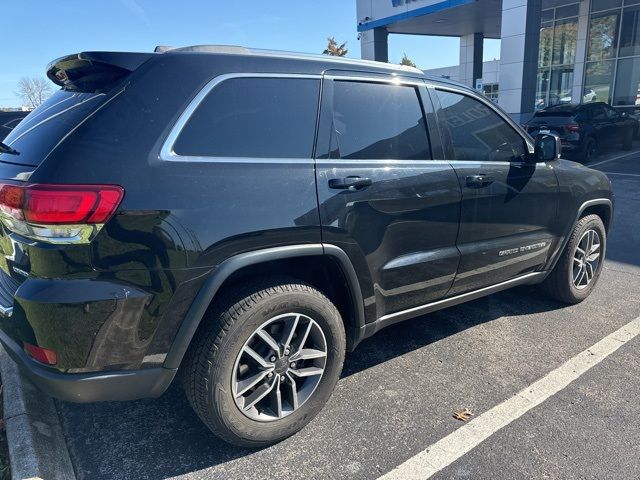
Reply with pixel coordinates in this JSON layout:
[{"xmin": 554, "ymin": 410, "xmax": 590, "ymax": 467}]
[
  {"xmin": 431, "ymin": 86, "xmax": 560, "ymax": 295},
  {"xmin": 315, "ymin": 73, "xmax": 461, "ymax": 322}
]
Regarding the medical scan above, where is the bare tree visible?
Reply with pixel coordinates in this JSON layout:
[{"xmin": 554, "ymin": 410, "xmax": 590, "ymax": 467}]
[
  {"xmin": 323, "ymin": 37, "xmax": 348, "ymax": 57},
  {"xmin": 400, "ymin": 52, "xmax": 417, "ymax": 68},
  {"xmin": 15, "ymin": 77, "xmax": 52, "ymax": 109}
]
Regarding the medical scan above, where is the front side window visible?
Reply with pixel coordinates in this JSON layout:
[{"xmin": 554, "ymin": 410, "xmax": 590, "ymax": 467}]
[
  {"xmin": 592, "ymin": 104, "xmax": 608, "ymax": 120},
  {"xmin": 325, "ymin": 80, "xmax": 431, "ymax": 160},
  {"xmin": 435, "ymin": 89, "xmax": 527, "ymax": 163},
  {"xmin": 173, "ymin": 77, "xmax": 320, "ymax": 158}
]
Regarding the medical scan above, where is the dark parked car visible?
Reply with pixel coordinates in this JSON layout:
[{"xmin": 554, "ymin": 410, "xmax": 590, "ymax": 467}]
[
  {"xmin": 0, "ymin": 111, "xmax": 29, "ymax": 142},
  {"xmin": 524, "ymin": 102, "xmax": 636, "ymax": 163},
  {"xmin": 0, "ymin": 47, "xmax": 614, "ymax": 447}
]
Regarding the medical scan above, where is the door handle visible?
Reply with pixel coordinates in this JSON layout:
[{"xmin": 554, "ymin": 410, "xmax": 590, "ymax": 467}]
[
  {"xmin": 466, "ymin": 174, "xmax": 494, "ymax": 188},
  {"xmin": 328, "ymin": 176, "xmax": 373, "ymax": 190}
]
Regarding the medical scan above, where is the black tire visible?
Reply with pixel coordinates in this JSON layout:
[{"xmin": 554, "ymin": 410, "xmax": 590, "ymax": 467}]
[
  {"xmin": 540, "ymin": 214, "xmax": 606, "ymax": 304},
  {"xmin": 582, "ymin": 137, "xmax": 597, "ymax": 163},
  {"xmin": 182, "ymin": 277, "xmax": 346, "ymax": 447},
  {"xmin": 621, "ymin": 128, "xmax": 633, "ymax": 151}
]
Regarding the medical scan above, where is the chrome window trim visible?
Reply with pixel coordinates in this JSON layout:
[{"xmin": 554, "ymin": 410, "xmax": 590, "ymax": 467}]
[
  {"xmin": 430, "ymin": 83, "xmax": 536, "ymax": 155},
  {"xmin": 159, "ymin": 73, "xmax": 322, "ymax": 163},
  {"xmin": 315, "ymin": 159, "xmax": 450, "ymax": 165},
  {"xmin": 323, "ymin": 74, "xmax": 426, "ymax": 88}
]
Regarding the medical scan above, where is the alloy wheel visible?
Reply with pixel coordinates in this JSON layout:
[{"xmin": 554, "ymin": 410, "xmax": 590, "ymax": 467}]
[
  {"xmin": 231, "ymin": 313, "xmax": 327, "ymax": 422},
  {"xmin": 573, "ymin": 229, "xmax": 601, "ymax": 290}
]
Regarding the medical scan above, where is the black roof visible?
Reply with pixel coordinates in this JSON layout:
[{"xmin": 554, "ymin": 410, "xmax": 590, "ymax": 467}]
[
  {"xmin": 47, "ymin": 45, "xmax": 470, "ymax": 92},
  {"xmin": 540, "ymin": 101, "xmax": 611, "ymax": 114}
]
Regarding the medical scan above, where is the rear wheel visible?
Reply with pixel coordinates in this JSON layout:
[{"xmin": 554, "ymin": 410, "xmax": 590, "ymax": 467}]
[
  {"xmin": 182, "ymin": 277, "xmax": 346, "ymax": 447},
  {"xmin": 540, "ymin": 214, "xmax": 606, "ymax": 304}
]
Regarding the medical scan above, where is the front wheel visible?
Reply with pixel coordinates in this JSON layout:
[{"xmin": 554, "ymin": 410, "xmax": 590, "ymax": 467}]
[
  {"xmin": 182, "ymin": 277, "xmax": 346, "ymax": 447},
  {"xmin": 540, "ymin": 214, "xmax": 606, "ymax": 304}
]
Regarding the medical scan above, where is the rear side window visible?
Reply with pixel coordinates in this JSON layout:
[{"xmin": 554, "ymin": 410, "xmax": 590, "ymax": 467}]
[
  {"xmin": 435, "ymin": 89, "xmax": 527, "ymax": 162},
  {"xmin": 325, "ymin": 80, "xmax": 431, "ymax": 160},
  {"xmin": 0, "ymin": 90, "xmax": 103, "ymax": 167},
  {"xmin": 173, "ymin": 78, "xmax": 320, "ymax": 158}
]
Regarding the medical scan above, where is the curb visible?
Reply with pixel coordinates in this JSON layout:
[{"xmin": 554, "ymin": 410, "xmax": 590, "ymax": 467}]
[{"xmin": 0, "ymin": 346, "xmax": 75, "ymax": 480}]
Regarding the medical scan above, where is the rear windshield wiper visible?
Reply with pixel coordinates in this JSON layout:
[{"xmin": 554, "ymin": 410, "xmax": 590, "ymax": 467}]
[{"xmin": 0, "ymin": 142, "xmax": 19, "ymax": 156}]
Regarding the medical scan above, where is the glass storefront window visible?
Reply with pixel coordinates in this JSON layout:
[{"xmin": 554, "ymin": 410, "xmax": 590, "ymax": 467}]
[
  {"xmin": 584, "ymin": 61, "xmax": 615, "ymax": 103},
  {"xmin": 536, "ymin": 4, "xmax": 579, "ymax": 109},
  {"xmin": 536, "ymin": 69, "xmax": 551, "ymax": 110},
  {"xmin": 541, "ymin": 9, "xmax": 554, "ymax": 22},
  {"xmin": 556, "ymin": 4, "xmax": 580, "ymax": 18},
  {"xmin": 549, "ymin": 67, "xmax": 575, "ymax": 105},
  {"xmin": 592, "ymin": 0, "xmax": 623, "ymax": 11},
  {"xmin": 539, "ymin": 22, "xmax": 554, "ymax": 67},
  {"xmin": 619, "ymin": 6, "xmax": 640, "ymax": 56},
  {"xmin": 613, "ymin": 57, "xmax": 640, "ymax": 105},
  {"xmin": 482, "ymin": 83, "xmax": 499, "ymax": 103},
  {"xmin": 588, "ymin": 12, "xmax": 620, "ymax": 60},
  {"xmin": 553, "ymin": 18, "xmax": 578, "ymax": 64}
]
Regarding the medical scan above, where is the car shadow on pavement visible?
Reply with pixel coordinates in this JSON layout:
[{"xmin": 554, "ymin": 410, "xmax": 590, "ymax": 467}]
[
  {"xmin": 342, "ymin": 285, "xmax": 565, "ymax": 378},
  {"xmin": 56, "ymin": 285, "xmax": 565, "ymax": 480}
]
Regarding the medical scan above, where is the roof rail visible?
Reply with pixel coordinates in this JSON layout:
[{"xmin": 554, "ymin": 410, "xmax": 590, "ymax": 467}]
[{"xmin": 158, "ymin": 44, "xmax": 423, "ymax": 74}]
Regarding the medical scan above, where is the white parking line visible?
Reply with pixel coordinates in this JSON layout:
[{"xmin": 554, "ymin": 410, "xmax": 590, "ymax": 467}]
[
  {"xmin": 601, "ymin": 172, "xmax": 640, "ymax": 178},
  {"xmin": 379, "ymin": 315, "xmax": 640, "ymax": 480},
  {"xmin": 586, "ymin": 150, "xmax": 640, "ymax": 168}
]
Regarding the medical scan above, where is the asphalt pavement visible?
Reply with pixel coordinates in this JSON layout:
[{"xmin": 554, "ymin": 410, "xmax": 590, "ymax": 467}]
[{"xmin": 56, "ymin": 146, "xmax": 640, "ymax": 480}]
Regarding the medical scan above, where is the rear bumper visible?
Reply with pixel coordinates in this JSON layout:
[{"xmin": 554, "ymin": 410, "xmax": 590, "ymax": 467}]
[{"xmin": 0, "ymin": 329, "xmax": 176, "ymax": 403}]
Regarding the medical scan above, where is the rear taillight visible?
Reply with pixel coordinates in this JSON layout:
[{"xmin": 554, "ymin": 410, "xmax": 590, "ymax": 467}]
[
  {"xmin": 24, "ymin": 342, "xmax": 58, "ymax": 365},
  {"xmin": 566, "ymin": 124, "xmax": 580, "ymax": 133},
  {"xmin": 0, "ymin": 183, "xmax": 124, "ymax": 244}
]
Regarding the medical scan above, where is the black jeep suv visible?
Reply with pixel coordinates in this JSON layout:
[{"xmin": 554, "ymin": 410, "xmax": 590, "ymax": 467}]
[
  {"xmin": 524, "ymin": 102, "xmax": 637, "ymax": 162},
  {"xmin": 0, "ymin": 46, "xmax": 613, "ymax": 447}
]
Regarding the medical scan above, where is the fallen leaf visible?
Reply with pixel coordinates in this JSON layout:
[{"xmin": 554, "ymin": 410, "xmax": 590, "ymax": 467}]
[{"xmin": 453, "ymin": 407, "xmax": 473, "ymax": 422}]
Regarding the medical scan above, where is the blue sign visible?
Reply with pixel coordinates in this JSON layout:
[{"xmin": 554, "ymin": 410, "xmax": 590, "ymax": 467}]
[{"xmin": 392, "ymin": 0, "xmax": 420, "ymax": 6}]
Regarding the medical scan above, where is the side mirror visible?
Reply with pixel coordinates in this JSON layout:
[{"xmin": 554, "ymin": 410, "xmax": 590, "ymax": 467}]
[{"xmin": 534, "ymin": 133, "xmax": 561, "ymax": 162}]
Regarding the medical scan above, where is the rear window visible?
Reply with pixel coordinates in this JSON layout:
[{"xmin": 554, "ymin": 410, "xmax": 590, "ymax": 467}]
[
  {"xmin": 0, "ymin": 90, "xmax": 104, "ymax": 167},
  {"xmin": 173, "ymin": 78, "xmax": 320, "ymax": 159},
  {"xmin": 326, "ymin": 80, "xmax": 431, "ymax": 160}
]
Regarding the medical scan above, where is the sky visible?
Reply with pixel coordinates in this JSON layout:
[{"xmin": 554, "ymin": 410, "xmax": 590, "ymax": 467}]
[{"xmin": 0, "ymin": 0, "xmax": 501, "ymax": 107}]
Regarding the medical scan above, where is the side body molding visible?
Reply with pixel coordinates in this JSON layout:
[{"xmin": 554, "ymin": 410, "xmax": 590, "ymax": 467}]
[{"xmin": 163, "ymin": 243, "xmax": 365, "ymax": 369}]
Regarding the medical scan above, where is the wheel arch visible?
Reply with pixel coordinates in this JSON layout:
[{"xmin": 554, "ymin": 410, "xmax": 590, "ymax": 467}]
[
  {"xmin": 545, "ymin": 198, "xmax": 613, "ymax": 272},
  {"xmin": 163, "ymin": 244, "xmax": 365, "ymax": 369}
]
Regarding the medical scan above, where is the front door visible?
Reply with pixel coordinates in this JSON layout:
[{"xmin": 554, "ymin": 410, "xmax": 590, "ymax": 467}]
[
  {"xmin": 315, "ymin": 74, "xmax": 462, "ymax": 322},
  {"xmin": 431, "ymin": 87, "xmax": 560, "ymax": 295}
]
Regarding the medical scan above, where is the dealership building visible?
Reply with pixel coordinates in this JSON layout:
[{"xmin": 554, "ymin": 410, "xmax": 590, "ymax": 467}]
[{"xmin": 356, "ymin": 0, "xmax": 640, "ymax": 121}]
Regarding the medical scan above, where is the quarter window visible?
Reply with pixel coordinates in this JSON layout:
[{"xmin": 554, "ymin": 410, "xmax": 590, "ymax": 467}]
[
  {"xmin": 173, "ymin": 77, "xmax": 320, "ymax": 158},
  {"xmin": 325, "ymin": 80, "xmax": 431, "ymax": 160},
  {"xmin": 434, "ymin": 90, "xmax": 528, "ymax": 163}
]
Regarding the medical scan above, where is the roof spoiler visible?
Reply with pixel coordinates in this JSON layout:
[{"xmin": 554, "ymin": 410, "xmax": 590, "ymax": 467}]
[{"xmin": 46, "ymin": 51, "xmax": 155, "ymax": 92}]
